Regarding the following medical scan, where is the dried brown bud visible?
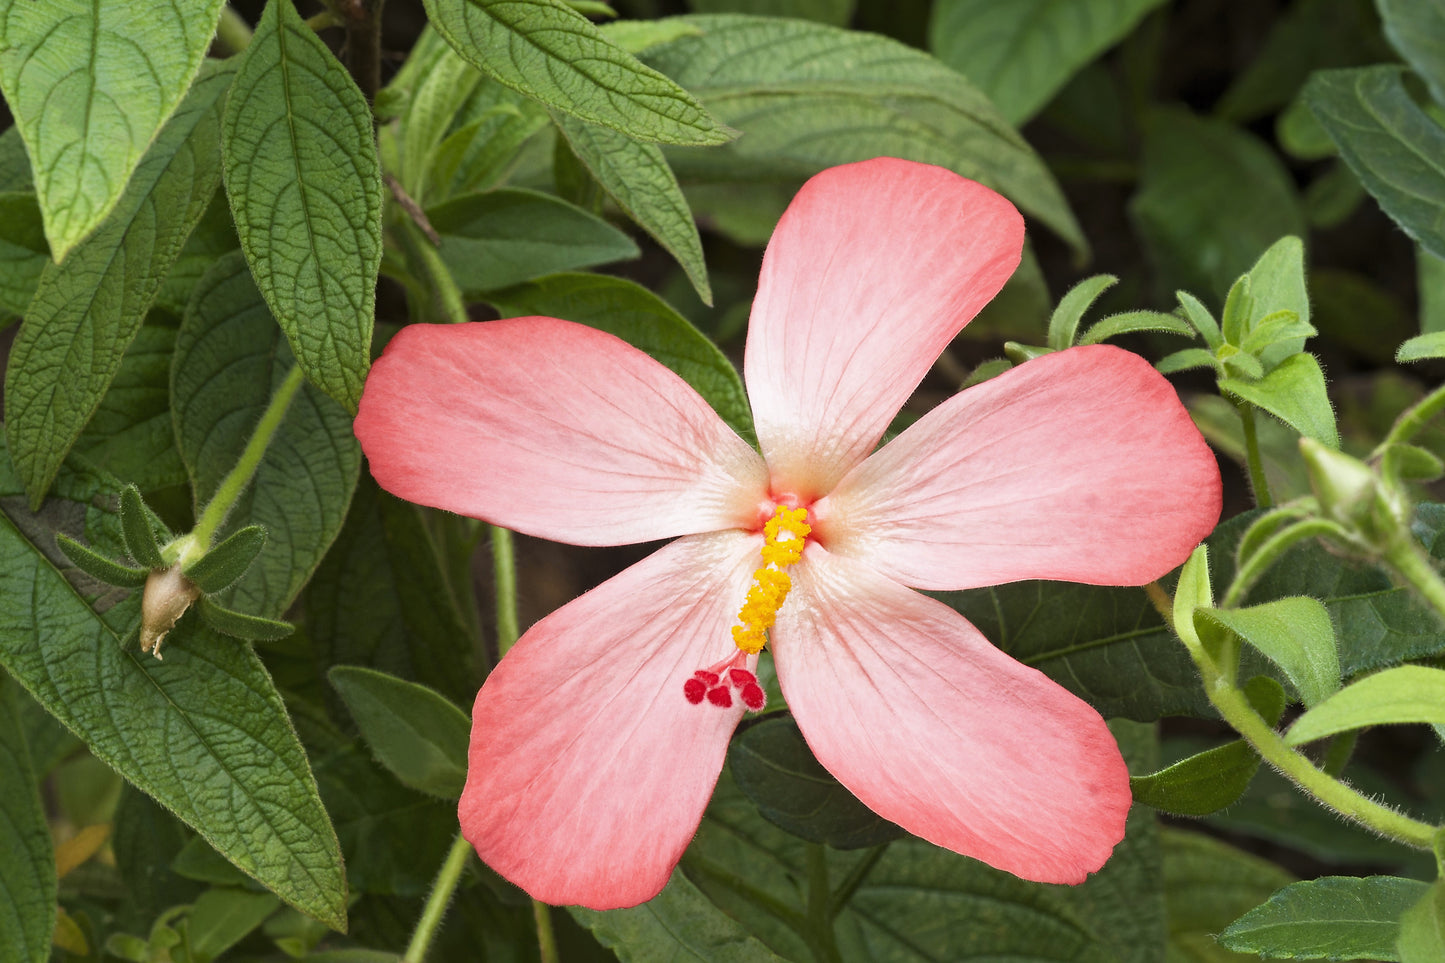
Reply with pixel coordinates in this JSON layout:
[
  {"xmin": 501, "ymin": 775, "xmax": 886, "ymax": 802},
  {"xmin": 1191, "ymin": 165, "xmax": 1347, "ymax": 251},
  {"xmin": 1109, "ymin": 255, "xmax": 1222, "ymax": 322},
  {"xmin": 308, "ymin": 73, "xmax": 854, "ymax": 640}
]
[{"xmin": 140, "ymin": 565, "xmax": 201, "ymax": 659}]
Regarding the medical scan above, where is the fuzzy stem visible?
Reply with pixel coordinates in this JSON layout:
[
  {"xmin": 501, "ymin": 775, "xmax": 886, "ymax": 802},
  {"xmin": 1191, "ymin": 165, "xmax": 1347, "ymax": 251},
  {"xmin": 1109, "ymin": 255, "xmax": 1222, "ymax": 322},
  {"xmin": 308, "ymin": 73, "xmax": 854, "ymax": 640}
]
[
  {"xmin": 403, "ymin": 831, "xmax": 474, "ymax": 963},
  {"xmin": 1384, "ymin": 539, "xmax": 1445, "ymax": 625},
  {"xmin": 1382, "ymin": 381, "xmax": 1445, "ymax": 450},
  {"xmin": 492, "ymin": 526, "xmax": 520, "ymax": 656},
  {"xmin": 533, "ymin": 900, "xmax": 559, "ymax": 963},
  {"xmin": 188, "ymin": 366, "xmax": 305, "ymax": 555},
  {"xmin": 1235, "ymin": 400, "xmax": 1274, "ymax": 509},
  {"xmin": 398, "ymin": 217, "xmax": 469, "ymax": 325},
  {"xmin": 214, "ymin": 6, "xmax": 253, "ymax": 54}
]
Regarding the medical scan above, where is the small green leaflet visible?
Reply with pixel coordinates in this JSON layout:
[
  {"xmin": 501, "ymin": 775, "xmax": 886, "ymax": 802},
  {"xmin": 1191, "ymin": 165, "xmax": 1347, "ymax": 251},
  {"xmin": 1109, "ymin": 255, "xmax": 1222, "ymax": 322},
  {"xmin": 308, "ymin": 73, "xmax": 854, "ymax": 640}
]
[
  {"xmin": 1287, "ymin": 665, "xmax": 1445, "ymax": 745},
  {"xmin": 0, "ymin": 0, "xmax": 227, "ymax": 261},
  {"xmin": 223, "ymin": 0, "xmax": 382, "ymax": 412}
]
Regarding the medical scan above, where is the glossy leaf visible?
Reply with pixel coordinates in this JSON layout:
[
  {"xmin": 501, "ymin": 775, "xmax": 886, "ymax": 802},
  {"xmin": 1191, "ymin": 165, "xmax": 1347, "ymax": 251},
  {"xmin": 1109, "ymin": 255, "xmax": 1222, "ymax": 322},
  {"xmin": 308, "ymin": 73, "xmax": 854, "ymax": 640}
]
[
  {"xmin": 553, "ymin": 114, "xmax": 712, "ymax": 304},
  {"xmin": 0, "ymin": 0, "xmax": 226, "ymax": 261},
  {"xmin": 5, "ymin": 61, "xmax": 232, "ymax": 509},
  {"xmin": 429, "ymin": 189, "xmax": 639, "ymax": 295},
  {"xmin": 223, "ymin": 0, "xmax": 382, "ymax": 412},
  {"xmin": 1287, "ymin": 665, "xmax": 1445, "ymax": 745},
  {"xmin": 0, "ymin": 450, "xmax": 348, "ymax": 930},
  {"xmin": 1198, "ymin": 598, "xmax": 1341, "ymax": 707},
  {"xmin": 328, "ymin": 666, "xmax": 470, "ymax": 800},
  {"xmin": 1220, "ymin": 875, "xmax": 1427, "ymax": 961},
  {"xmin": 1221, "ymin": 352, "xmax": 1340, "ymax": 448},
  {"xmin": 729, "ymin": 715, "xmax": 905, "ymax": 848},
  {"xmin": 1306, "ymin": 66, "xmax": 1445, "ymax": 262},
  {"xmin": 421, "ymin": 0, "xmax": 731, "ymax": 145},
  {"xmin": 172, "ymin": 251, "xmax": 361, "ymax": 620},
  {"xmin": 928, "ymin": 0, "xmax": 1167, "ymax": 123},
  {"xmin": 643, "ymin": 14, "xmax": 1086, "ymax": 255},
  {"xmin": 487, "ymin": 272, "xmax": 753, "ymax": 442},
  {"xmin": 0, "ymin": 684, "xmax": 54, "ymax": 963}
]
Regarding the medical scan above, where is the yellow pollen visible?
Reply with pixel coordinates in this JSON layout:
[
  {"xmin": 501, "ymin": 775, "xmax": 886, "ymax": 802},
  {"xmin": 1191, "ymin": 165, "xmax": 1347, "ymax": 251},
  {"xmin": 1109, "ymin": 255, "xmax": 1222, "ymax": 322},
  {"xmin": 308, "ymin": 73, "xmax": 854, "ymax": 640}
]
[{"xmin": 732, "ymin": 506, "xmax": 811, "ymax": 654}]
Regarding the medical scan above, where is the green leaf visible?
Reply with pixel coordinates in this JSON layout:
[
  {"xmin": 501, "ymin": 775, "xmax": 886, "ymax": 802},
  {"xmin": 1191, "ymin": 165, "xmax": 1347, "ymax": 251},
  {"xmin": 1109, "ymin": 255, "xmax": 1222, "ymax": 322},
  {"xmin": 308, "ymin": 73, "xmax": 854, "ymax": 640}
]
[
  {"xmin": 553, "ymin": 114, "xmax": 712, "ymax": 304},
  {"xmin": 686, "ymin": 0, "xmax": 855, "ymax": 24},
  {"xmin": 399, "ymin": 45, "xmax": 483, "ymax": 205},
  {"xmin": 421, "ymin": 0, "xmax": 732, "ymax": 146},
  {"xmin": 328, "ymin": 666, "xmax": 471, "ymax": 800},
  {"xmin": 1378, "ymin": 0, "xmax": 1445, "ymax": 106},
  {"xmin": 570, "ymin": 869, "xmax": 790, "ymax": 962},
  {"xmin": 1163, "ymin": 828, "xmax": 1294, "ymax": 962},
  {"xmin": 1306, "ymin": 66, "xmax": 1445, "ymax": 262},
  {"xmin": 113, "ymin": 786, "xmax": 204, "ymax": 922},
  {"xmin": 1131, "ymin": 741, "xmax": 1261, "ymax": 817},
  {"xmin": 1198, "ymin": 598, "xmax": 1341, "ymax": 707},
  {"xmin": 643, "ymin": 14, "xmax": 1086, "ymax": 256},
  {"xmin": 54, "ymin": 533, "xmax": 150, "ymax": 588},
  {"xmin": 1221, "ymin": 352, "xmax": 1340, "ymax": 448},
  {"xmin": 1157, "ymin": 347, "xmax": 1219, "ymax": 375},
  {"xmin": 1239, "ymin": 235, "xmax": 1313, "ymax": 370},
  {"xmin": 223, "ymin": 0, "xmax": 383, "ymax": 412},
  {"xmin": 487, "ymin": 272, "xmax": 753, "ymax": 442},
  {"xmin": 5, "ymin": 61, "xmax": 232, "ymax": 509},
  {"xmin": 172, "ymin": 251, "xmax": 362, "ymax": 620},
  {"xmin": 1219, "ymin": 875, "xmax": 1427, "ymax": 961},
  {"xmin": 429, "ymin": 189, "xmax": 639, "ymax": 296},
  {"xmin": 1398, "ymin": 331, "xmax": 1445, "ymax": 362},
  {"xmin": 0, "ymin": 126, "xmax": 33, "ymax": 192},
  {"xmin": 304, "ymin": 479, "xmax": 481, "ymax": 709},
  {"xmin": 0, "ymin": 451, "xmax": 348, "ymax": 930},
  {"xmin": 1132, "ymin": 107, "xmax": 1305, "ymax": 300},
  {"xmin": 1287, "ymin": 665, "xmax": 1445, "ymax": 745},
  {"xmin": 1398, "ymin": 880, "xmax": 1445, "ymax": 963},
  {"xmin": 599, "ymin": 18, "xmax": 705, "ymax": 53},
  {"xmin": 120, "ymin": 485, "xmax": 166, "ymax": 569},
  {"xmin": 729, "ymin": 716, "xmax": 905, "ymax": 848},
  {"xmin": 196, "ymin": 597, "xmax": 295, "ymax": 642},
  {"xmin": 0, "ymin": 192, "xmax": 47, "ymax": 316},
  {"xmin": 927, "ymin": 0, "xmax": 1167, "ymax": 124},
  {"xmin": 433, "ymin": 80, "xmax": 552, "ymax": 198},
  {"xmin": 184, "ymin": 526, "xmax": 267, "ymax": 595},
  {"xmin": 1079, "ymin": 309, "xmax": 1194, "ymax": 345},
  {"xmin": 73, "ymin": 324, "xmax": 190, "ymax": 492},
  {"xmin": 1046, "ymin": 274, "xmax": 1117, "ymax": 350},
  {"xmin": 0, "ymin": 684, "xmax": 55, "ymax": 963},
  {"xmin": 1178, "ymin": 289, "xmax": 1224, "ymax": 348},
  {"xmin": 0, "ymin": 0, "xmax": 227, "ymax": 261},
  {"xmin": 187, "ymin": 888, "xmax": 283, "ymax": 960}
]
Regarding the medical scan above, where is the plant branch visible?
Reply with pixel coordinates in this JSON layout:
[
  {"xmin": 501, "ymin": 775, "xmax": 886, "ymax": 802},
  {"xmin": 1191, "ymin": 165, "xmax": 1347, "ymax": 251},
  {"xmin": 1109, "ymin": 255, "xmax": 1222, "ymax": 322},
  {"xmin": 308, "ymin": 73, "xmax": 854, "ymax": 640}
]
[
  {"xmin": 404, "ymin": 831, "xmax": 474, "ymax": 963},
  {"xmin": 1235, "ymin": 400, "xmax": 1273, "ymax": 509}
]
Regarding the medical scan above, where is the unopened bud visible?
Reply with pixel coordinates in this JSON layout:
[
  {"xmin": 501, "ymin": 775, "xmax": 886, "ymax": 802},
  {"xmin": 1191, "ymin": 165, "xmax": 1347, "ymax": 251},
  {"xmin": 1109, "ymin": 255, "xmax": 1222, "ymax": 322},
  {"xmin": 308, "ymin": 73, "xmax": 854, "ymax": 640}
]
[
  {"xmin": 140, "ymin": 565, "xmax": 201, "ymax": 659},
  {"xmin": 1299, "ymin": 438, "xmax": 1409, "ymax": 550}
]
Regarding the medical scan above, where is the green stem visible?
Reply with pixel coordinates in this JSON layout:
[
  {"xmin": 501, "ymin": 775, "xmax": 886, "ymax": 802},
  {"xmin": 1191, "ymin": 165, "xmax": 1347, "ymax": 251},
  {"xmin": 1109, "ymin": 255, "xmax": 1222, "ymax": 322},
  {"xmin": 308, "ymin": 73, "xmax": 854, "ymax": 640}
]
[
  {"xmin": 403, "ymin": 831, "xmax": 474, "ymax": 963},
  {"xmin": 492, "ymin": 526, "xmax": 520, "ymax": 656},
  {"xmin": 1385, "ymin": 539, "xmax": 1445, "ymax": 625},
  {"xmin": 827, "ymin": 844, "xmax": 888, "ymax": 919},
  {"xmin": 398, "ymin": 217, "xmax": 469, "ymax": 325},
  {"xmin": 1382, "ymin": 381, "xmax": 1445, "ymax": 450},
  {"xmin": 1208, "ymin": 681, "xmax": 1435, "ymax": 849},
  {"xmin": 805, "ymin": 845, "xmax": 841, "ymax": 963},
  {"xmin": 186, "ymin": 366, "xmax": 305, "ymax": 560},
  {"xmin": 214, "ymin": 6, "xmax": 253, "ymax": 54},
  {"xmin": 1221, "ymin": 518, "xmax": 1350, "ymax": 609},
  {"xmin": 1235, "ymin": 401, "xmax": 1274, "ymax": 509},
  {"xmin": 533, "ymin": 901, "xmax": 559, "ymax": 963}
]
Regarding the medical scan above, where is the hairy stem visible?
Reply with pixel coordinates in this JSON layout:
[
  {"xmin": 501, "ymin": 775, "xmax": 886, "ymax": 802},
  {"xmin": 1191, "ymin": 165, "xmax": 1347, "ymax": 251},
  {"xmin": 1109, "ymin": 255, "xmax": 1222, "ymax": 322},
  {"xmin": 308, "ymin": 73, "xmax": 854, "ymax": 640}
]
[
  {"xmin": 403, "ymin": 831, "xmax": 474, "ymax": 963},
  {"xmin": 1385, "ymin": 539, "xmax": 1445, "ymax": 626},
  {"xmin": 1235, "ymin": 400, "xmax": 1274, "ymax": 509},
  {"xmin": 1382, "ymin": 381, "xmax": 1445, "ymax": 450}
]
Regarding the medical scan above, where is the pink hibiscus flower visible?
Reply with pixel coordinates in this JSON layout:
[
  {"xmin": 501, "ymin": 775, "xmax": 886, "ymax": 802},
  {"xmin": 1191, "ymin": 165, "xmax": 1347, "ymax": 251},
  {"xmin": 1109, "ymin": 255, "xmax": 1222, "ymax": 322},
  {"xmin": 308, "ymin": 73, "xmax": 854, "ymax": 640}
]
[{"xmin": 353, "ymin": 157, "xmax": 1221, "ymax": 910}]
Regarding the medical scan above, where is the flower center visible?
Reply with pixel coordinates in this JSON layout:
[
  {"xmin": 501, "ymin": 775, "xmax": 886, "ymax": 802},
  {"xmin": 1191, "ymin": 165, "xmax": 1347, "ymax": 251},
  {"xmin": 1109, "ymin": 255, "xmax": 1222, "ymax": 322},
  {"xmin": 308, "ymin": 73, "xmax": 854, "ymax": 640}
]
[{"xmin": 682, "ymin": 505, "xmax": 811, "ymax": 712}]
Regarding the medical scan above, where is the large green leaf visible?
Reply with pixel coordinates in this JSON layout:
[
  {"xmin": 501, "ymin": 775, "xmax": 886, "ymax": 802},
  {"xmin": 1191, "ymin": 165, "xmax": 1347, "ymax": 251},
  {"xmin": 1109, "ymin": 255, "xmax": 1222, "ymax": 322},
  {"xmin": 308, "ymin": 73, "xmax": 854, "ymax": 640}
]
[
  {"xmin": 1162, "ymin": 829, "xmax": 1293, "ymax": 962},
  {"xmin": 642, "ymin": 14, "xmax": 1086, "ymax": 255},
  {"xmin": 421, "ymin": 0, "xmax": 732, "ymax": 146},
  {"xmin": 687, "ymin": 0, "xmax": 855, "ymax": 24},
  {"xmin": 4, "ymin": 61, "xmax": 232, "ymax": 510},
  {"xmin": 553, "ymin": 114, "xmax": 713, "ymax": 304},
  {"xmin": 0, "ymin": 192, "xmax": 47, "ymax": 316},
  {"xmin": 0, "ymin": 0, "xmax": 226, "ymax": 261},
  {"xmin": 222, "ymin": 0, "xmax": 382, "ymax": 412},
  {"xmin": 928, "ymin": 0, "xmax": 1167, "ymax": 124},
  {"xmin": 428, "ymin": 189, "xmax": 639, "ymax": 295},
  {"xmin": 1197, "ymin": 598, "xmax": 1340, "ymax": 707},
  {"xmin": 571, "ymin": 869, "xmax": 790, "ymax": 962},
  {"xmin": 1378, "ymin": 0, "xmax": 1445, "ymax": 106},
  {"xmin": 172, "ymin": 251, "xmax": 361, "ymax": 620},
  {"xmin": 1132, "ymin": 107, "xmax": 1305, "ymax": 300},
  {"xmin": 487, "ymin": 272, "xmax": 753, "ymax": 442},
  {"xmin": 328, "ymin": 666, "xmax": 471, "ymax": 800},
  {"xmin": 0, "ymin": 682, "xmax": 54, "ymax": 963},
  {"xmin": 1219, "ymin": 875, "xmax": 1427, "ymax": 961},
  {"xmin": 1305, "ymin": 66, "xmax": 1445, "ymax": 262},
  {"xmin": 0, "ymin": 451, "xmax": 348, "ymax": 929}
]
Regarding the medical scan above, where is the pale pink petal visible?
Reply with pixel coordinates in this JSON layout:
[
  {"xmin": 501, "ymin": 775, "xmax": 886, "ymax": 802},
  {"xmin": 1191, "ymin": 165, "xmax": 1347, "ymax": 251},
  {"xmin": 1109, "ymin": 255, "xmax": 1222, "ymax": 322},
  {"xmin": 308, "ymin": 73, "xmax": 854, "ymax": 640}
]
[
  {"xmin": 812, "ymin": 344, "xmax": 1221, "ymax": 590},
  {"xmin": 744, "ymin": 157, "xmax": 1024, "ymax": 500},
  {"xmin": 459, "ymin": 530, "xmax": 762, "ymax": 909},
  {"xmin": 355, "ymin": 318, "xmax": 767, "ymax": 546},
  {"xmin": 772, "ymin": 547, "xmax": 1131, "ymax": 883}
]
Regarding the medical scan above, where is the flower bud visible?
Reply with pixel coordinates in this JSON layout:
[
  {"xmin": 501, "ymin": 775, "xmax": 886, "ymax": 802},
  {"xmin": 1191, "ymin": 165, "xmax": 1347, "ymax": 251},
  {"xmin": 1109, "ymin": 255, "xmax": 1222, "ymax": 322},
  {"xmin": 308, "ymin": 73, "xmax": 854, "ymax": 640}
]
[
  {"xmin": 140, "ymin": 565, "xmax": 201, "ymax": 659},
  {"xmin": 1299, "ymin": 438, "xmax": 1409, "ymax": 551}
]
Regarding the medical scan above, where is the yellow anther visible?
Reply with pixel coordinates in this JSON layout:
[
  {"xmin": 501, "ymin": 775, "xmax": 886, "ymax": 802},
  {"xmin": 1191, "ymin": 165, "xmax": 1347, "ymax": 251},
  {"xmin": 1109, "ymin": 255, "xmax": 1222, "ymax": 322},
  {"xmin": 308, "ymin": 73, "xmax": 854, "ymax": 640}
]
[{"xmin": 731, "ymin": 506, "xmax": 811, "ymax": 654}]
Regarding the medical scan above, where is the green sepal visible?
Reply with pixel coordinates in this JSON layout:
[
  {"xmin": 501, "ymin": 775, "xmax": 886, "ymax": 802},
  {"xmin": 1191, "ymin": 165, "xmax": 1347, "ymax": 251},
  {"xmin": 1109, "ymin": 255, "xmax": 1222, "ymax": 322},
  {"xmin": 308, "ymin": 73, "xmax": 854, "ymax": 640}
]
[
  {"xmin": 196, "ymin": 596, "xmax": 295, "ymax": 642},
  {"xmin": 182, "ymin": 526, "xmax": 267, "ymax": 595},
  {"xmin": 119, "ymin": 485, "xmax": 166, "ymax": 569},
  {"xmin": 1177, "ymin": 290, "xmax": 1223, "ymax": 348},
  {"xmin": 54, "ymin": 533, "xmax": 150, "ymax": 588},
  {"xmin": 1003, "ymin": 341, "xmax": 1055, "ymax": 365},
  {"xmin": 1156, "ymin": 348, "xmax": 1219, "ymax": 375},
  {"xmin": 1046, "ymin": 274, "xmax": 1116, "ymax": 350},
  {"xmin": 1079, "ymin": 309, "xmax": 1194, "ymax": 345}
]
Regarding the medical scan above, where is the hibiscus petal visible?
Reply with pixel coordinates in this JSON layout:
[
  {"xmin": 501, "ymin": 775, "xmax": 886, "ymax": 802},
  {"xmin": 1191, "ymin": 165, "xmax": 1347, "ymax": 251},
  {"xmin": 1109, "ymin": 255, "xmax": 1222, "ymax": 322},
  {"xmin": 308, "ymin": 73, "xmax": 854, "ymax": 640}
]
[
  {"xmin": 772, "ymin": 547, "xmax": 1131, "ymax": 884},
  {"xmin": 813, "ymin": 344, "xmax": 1221, "ymax": 590},
  {"xmin": 355, "ymin": 318, "xmax": 767, "ymax": 545},
  {"xmin": 459, "ymin": 530, "xmax": 761, "ymax": 909},
  {"xmin": 744, "ymin": 157, "xmax": 1024, "ymax": 500}
]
